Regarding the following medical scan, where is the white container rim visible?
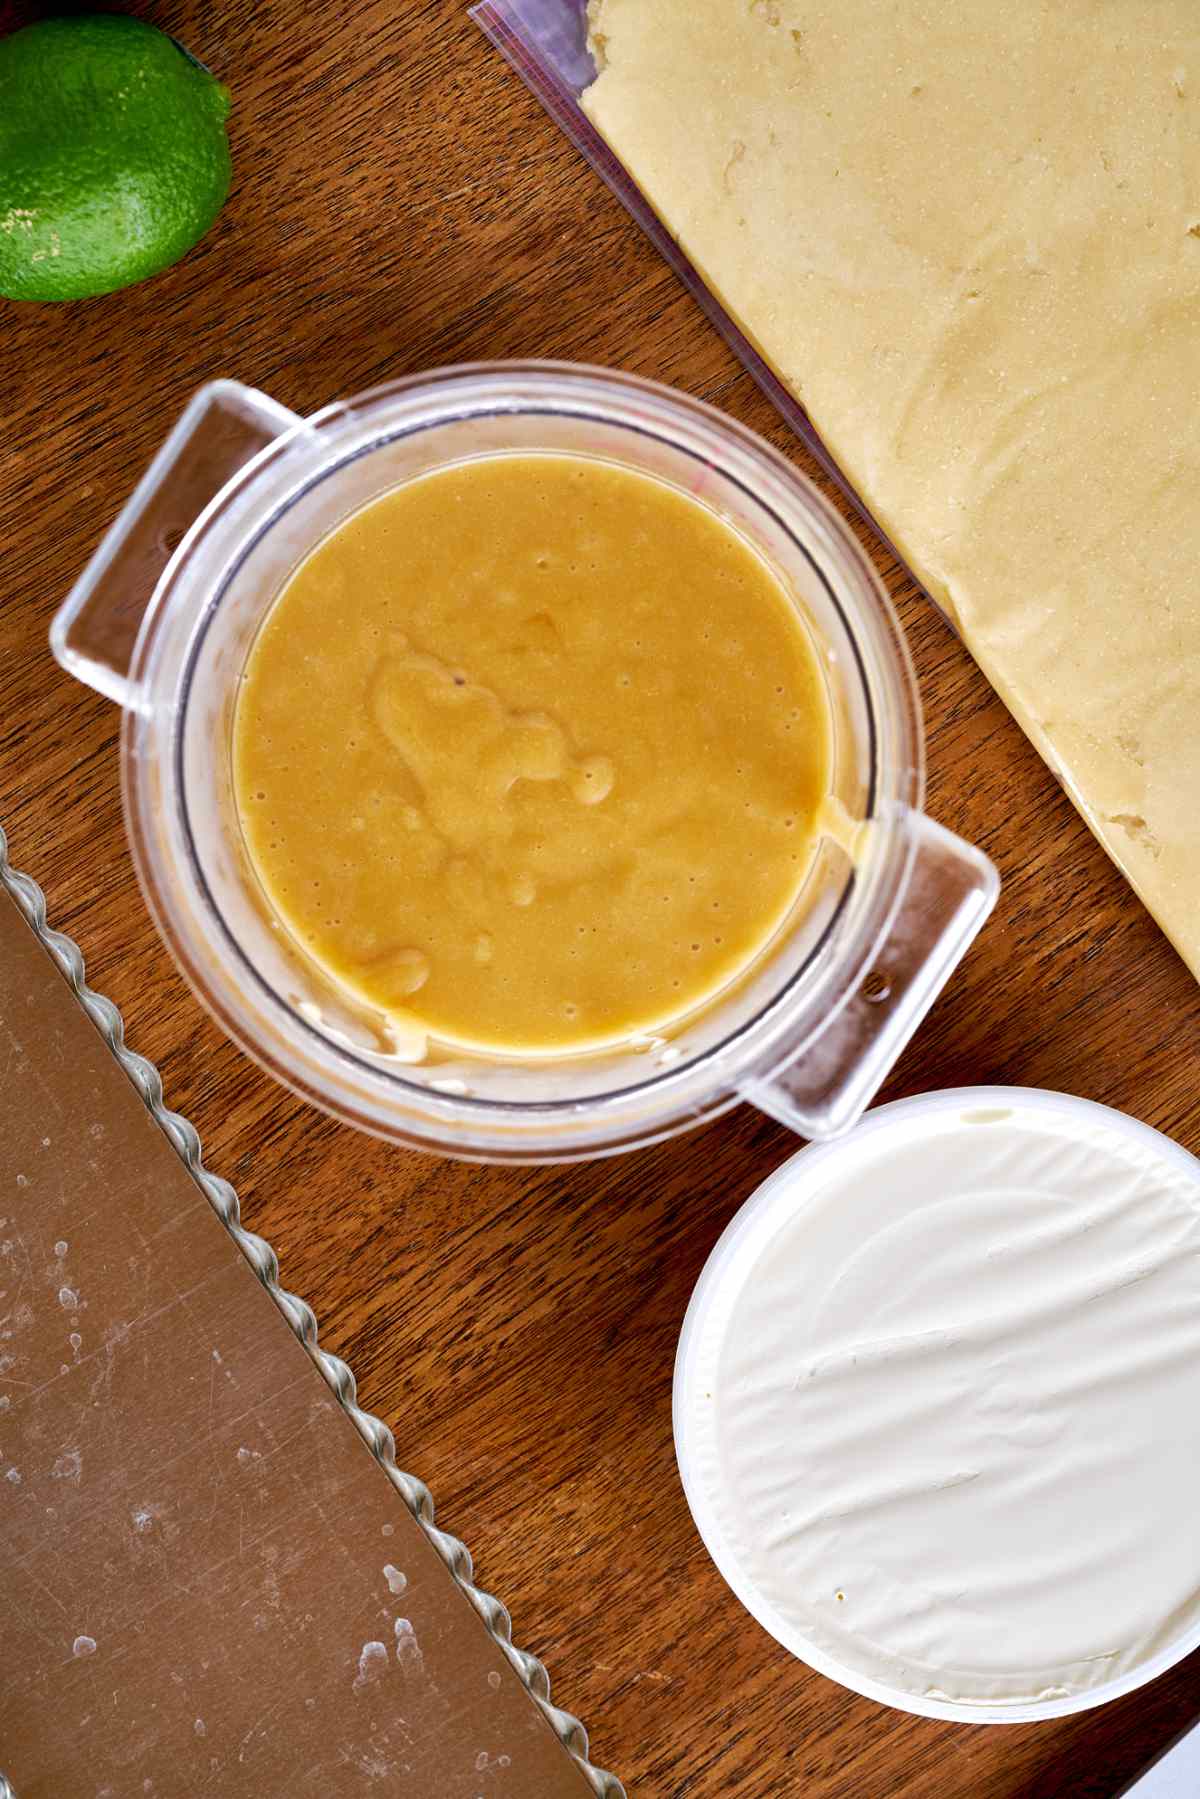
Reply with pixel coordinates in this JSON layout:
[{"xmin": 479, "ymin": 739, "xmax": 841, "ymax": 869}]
[{"xmin": 673, "ymin": 1085, "xmax": 1200, "ymax": 1725}]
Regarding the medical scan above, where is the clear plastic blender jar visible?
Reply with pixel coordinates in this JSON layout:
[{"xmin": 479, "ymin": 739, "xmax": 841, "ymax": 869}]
[{"xmin": 51, "ymin": 362, "xmax": 998, "ymax": 1161}]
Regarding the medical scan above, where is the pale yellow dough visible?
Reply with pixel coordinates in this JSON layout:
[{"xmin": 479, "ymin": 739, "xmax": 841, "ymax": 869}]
[{"xmin": 584, "ymin": 0, "xmax": 1200, "ymax": 976}]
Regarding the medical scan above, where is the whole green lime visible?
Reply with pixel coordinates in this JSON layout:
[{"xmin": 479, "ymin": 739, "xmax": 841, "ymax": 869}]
[{"xmin": 0, "ymin": 14, "xmax": 231, "ymax": 302}]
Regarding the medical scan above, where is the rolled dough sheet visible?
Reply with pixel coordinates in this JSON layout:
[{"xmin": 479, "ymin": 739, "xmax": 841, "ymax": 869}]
[{"xmin": 582, "ymin": 0, "xmax": 1200, "ymax": 976}]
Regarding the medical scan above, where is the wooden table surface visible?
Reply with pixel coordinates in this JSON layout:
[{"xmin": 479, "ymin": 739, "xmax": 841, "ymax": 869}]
[{"xmin": 3, "ymin": 3, "xmax": 1199, "ymax": 1794}]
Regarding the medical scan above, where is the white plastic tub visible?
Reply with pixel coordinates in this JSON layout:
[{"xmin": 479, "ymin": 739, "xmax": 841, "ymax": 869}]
[{"xmin": 674, "ymin": 1087, "xmax": 1200, "ymax": 1723}]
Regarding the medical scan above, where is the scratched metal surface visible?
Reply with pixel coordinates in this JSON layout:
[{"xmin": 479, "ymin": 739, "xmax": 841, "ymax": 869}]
[{"xmin": 0, "ymin": 828, "xmax": 618, "ymax": 1799}]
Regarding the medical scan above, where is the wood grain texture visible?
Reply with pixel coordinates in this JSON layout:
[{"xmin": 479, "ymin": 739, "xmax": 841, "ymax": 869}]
[{"xmin": 2, "ymin": 2, "xmax": 1198, "ymax": 1793}]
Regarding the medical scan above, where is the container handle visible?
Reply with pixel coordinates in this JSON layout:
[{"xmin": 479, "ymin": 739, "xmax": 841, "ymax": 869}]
[
  {"xmin": 50, "ymin": 380, "xmax": 303, "ymax": 712},
  {"xmin": 742, "ymin": 812, "xmax": 999, "ymax": 1139}
]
